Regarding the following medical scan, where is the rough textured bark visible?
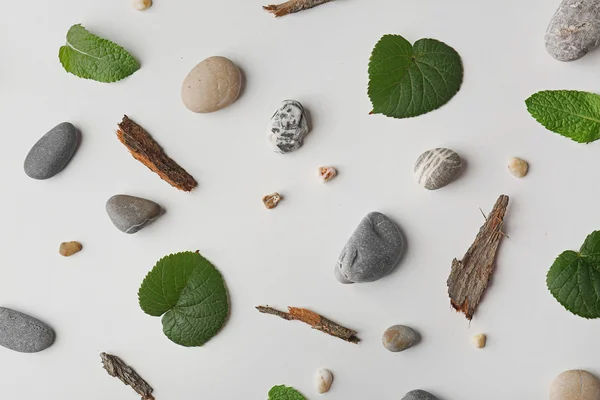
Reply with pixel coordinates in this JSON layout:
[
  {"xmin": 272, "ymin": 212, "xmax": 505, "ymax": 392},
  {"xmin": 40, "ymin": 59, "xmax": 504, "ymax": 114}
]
[
  {"xmin": 100, "ymin": 352, "xmax": 154, "ymax": 400},
  {"xmin": 447, "ymin": 195, "xmax": 510, "ymax": 320},
  {"xmin": 117, "ymin": 115, "xmax": 197, "ymax": 192},
  {"xmin": 263, "ymin": 0, "xmax": 334, "ymax": 17},
  {"xmin": 256, "ymin": 306, "xmax": 360, "ymax": 343}
]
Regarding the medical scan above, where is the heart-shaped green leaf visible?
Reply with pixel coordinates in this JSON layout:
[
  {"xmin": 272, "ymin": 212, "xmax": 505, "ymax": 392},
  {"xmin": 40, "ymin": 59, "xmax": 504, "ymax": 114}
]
[
  {"xmin": 368, "ymin": 34, "xmax": 463, "ymax": 119},
  {"xmin": 268, "ymin": 385, "xmax": 306, "ymax": 400},
  {"xmin": 138, "ymin": 251, "xmax": 229, "ymax": 346},
  {"xmin": 547, "ymin": 231, "xmax": 600, "ymax": 319}
]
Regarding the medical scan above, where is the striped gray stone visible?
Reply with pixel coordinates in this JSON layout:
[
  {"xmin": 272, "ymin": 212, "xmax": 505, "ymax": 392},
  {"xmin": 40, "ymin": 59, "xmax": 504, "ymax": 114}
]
[{"xmin": 414, "ymin": 148, "xmax": 462, "ymax": 190}]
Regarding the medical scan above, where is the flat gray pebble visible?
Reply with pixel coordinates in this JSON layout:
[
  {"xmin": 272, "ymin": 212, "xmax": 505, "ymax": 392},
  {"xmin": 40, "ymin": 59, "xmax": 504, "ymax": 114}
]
[
  {"xmin": 402, "ymin": 390, "xmax": 439, "ymax": 400},
  {"xmin": 268, "ymin": 100, "xmax": 309, "ymax": 154},
  {"xmin": 414, "ymin": 148, "xmax": 462, "ymax": 190},
  {"xmin": 24, "ymin": 122, "xmax": 78, "ymax": 180},
  {"xmin": 545, "ymin": 0, "xmax": 600, "ymax": 61},
  {"xmin": 382, "ymin": 325, "xmax": 420, "ymax": 352},
  {"xmin": 335, "ymin": 212, "xmax": 404, "ymax": 283},
  {"xmin": 0, "ymin": 307, "xmax": 55, "ymax": 353},
  {"xmin": 106, "ymin": 195, "xmax": 162, "ymax": 234}
]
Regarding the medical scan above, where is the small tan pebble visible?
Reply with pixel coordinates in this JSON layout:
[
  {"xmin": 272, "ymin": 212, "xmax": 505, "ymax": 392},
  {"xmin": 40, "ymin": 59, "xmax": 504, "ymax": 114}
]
[
  {"xmin": 315, "ymin": 369, "xmax": 333, "ymax": 394},
  {"xmin": 508, "ymin": 157, "xmax": 528, "ymax": 178},
  {"xmin": 132, "ymin": 0, "xmax": 152, "ymax": 11},
  {"xmin": 262, "ymin": 193, "xmax": 282, "ymax": 209},
  {"xmin": 319, "ymin": 166, "xmax": 337, "ymax": 183},
  {"xmin": 59, "ymin": 241, "xmax": 82, "ymax": 257},
  {"xmin": 471, "ymin": 333, "xmax": 486, "ymax": 348}
]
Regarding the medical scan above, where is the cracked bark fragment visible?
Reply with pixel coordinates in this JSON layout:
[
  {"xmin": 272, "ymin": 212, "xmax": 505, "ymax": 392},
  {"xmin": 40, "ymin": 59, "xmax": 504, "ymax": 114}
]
[
  {"xmin": 100, "ymin": 352, "xmax": 155, "ymax": 400},
  {"xmin": 256, "ymin": 306, "xmax": 360, "ymax": 343},
  {"xmin": 117, "ymin": 115, "xmax": 197, "ymax": 192},
  {"xmin": 263, "ymin": 0, "xmax": 334, "ymax": 17},
  {"xmin": 447, "ymin": 195, "xmax": 510, "ymax": 320}
]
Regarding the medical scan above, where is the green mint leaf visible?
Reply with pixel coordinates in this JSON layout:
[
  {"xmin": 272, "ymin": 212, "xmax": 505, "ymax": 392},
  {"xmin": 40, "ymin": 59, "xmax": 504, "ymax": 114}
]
[
  {"xmin": 138, "ymin": 251, "xmax": 229, "ymax": 346},
  {"xmin": 367, "ymin": 34, "xmax": 463, "ymax": 119},
  {"xmin": 59, "ymin": 24, "xmax": 140, "ymax": 83},
  {"xmin": 547, "ymin": 232, "xmax": 600, "ymax": 319},
  {"xmin": 268, "ymin": 385, "xmax": 306, "ymax": 400},
  {"xmin": 525, "ymin": 90, "xmax": 600, "ymax": 143}
]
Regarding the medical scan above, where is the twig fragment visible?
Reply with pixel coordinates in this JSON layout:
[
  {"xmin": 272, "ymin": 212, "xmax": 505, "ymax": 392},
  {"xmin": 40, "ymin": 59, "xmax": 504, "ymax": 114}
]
[
  {"xmin": 256, "ymin": 306, "xmax": 360, "ymax": 344},
  {"xmin": 447, "ymin": 195, "xmax": 510, "ymax": 320},
  {"xmin": 117, "ymin": 115, "xmax": 197, "ymax": 192},
  {"xmin": 100, "ymin": 352, "xmax": 155, "ymax": 400},
  {"xmin": 263, "ymin": 0, "xmax": 334, "ymax": 17}
]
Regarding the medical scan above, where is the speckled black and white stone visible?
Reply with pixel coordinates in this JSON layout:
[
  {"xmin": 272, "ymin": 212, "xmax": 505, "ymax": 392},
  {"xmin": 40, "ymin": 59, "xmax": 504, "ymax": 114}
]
[
  {"xmin": 414, "ymin": 148, "xmax": 462, "ymax": 190},
  {"xmin": 268, "ymin": 100, "xmax": 309, "ymax": 154},
  {"xmin": 335, "ymin": 212, "xmax": 404, "ymax": 284},
  {"xmin": 24, "ymin": 122, "xmax": 78, "ymax": 180},
  {"xmin": 402, "ymin": 390, "xmax": 439, "ymax": 400},
  {"xmin": 0, "ymin": 307, "xmax": 55, "ymax": 353},
  {"xmin": 105, "ymin": 195, "xmax": 162, "ymax": 234},
  {"xmin": 545, "ymin": 0, "xmax": 600, "ymax": 61}
]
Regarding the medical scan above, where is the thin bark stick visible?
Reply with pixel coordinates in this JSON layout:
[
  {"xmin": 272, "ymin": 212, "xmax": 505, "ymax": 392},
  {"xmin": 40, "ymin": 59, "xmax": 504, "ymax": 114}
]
[
  {"xmin": 117, "ymin": 115, "xmax": 197, "ymax": 192},
  {"xmin": 256, "ymin": 305, "xmax": 360, "ymax": 344},
  {"xmin": 100, "ymin": 352, "xmax": 155, "ymax": 400},
  {"xmin": 447, "ymin": 195, "xmax": 510, "ymax": 320},
  {"xmin": 263, "ymin": 0, "xmax": 334, "ymax": 17}
]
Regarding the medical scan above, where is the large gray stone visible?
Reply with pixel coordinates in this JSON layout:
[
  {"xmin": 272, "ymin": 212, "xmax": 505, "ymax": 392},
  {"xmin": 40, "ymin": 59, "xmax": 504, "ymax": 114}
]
[
  {"xmin": 268, "ymin": 100, "xmax": 309, "ymax": 154},
  {"xmin": 24, "ymin": 122, "xmax": 78, "ymax": 180},
  {"xmin": 334, "ymin": 212, "xmax": 404, "ymax": 284},
  {"xmin": 545, "ymin": 0, "xmax": 600, "ymax": 61},
  {"xmin": 106, "ymin": 195, "xmax": 162, "ymax": 234},
  {"xmin": 402, "ymin": 390, "xmax": 439, "ymax": 400},
  {"xmin": 0, "ymin": 307, "xmax": 55, "ymax": 353}
]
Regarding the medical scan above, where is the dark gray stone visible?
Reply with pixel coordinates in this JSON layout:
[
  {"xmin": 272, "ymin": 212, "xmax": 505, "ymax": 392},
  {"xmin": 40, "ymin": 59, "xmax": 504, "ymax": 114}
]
[
  {"xmin": 24, "ymin": 122, "xmax": 78, "ymax": 180},
  {"xmin": 268, "ymin": 100, "xmax": 309, "ymax": 154},
  {"xmin": 335, "ymin": 212, "xmax": 404, "ymax": 284},
  {"xmin": 414, "ymin": 148, "xmax": 462, "ymax": 190},
  {"xmin": 402, "ymin": 390, "xmax": 439, "ymax": 400},
  {"xmin": 106, "ymin": 195, "xmax": 162, "ymax": 234},
  {"xmin": 545, "ymin": 0, "xmax": 600, "ymax": 61},
  {"xmin": 0, "ymin": 307, "xmax": 55, "ymax": 353},
  {"xmin": 382, "ymin": 325, "xmax": 420, "ymax": 352}
]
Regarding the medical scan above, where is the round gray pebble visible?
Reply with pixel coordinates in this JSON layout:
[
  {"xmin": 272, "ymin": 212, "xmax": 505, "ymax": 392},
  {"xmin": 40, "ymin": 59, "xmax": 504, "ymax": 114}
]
[
  {"xmin": 414, "ymin": 148, "xmax": 462, "ymax": 190},
  {"xmin": 382, "ymin": 325, "xmax": 419, "ymax": 352},
  {"xmin": 268, "ymin": 100, "xmax": 309, "ymax": 154},
  {"xmin": 24, "ymin": 122, "xmax": 78, "ymax": 180},
  {"xmin": 0, "ymin": 307, "xmax": 55, "ymax": 353},
  {"xmin": 402, "ymin": 390, "xmax": 439, "ymax": 400},
  {"xmin": 335, "ymin": 212, "xmax": 404, "ymax": 284},
  {"xmin": 106, "ymin": 194, "xmax": 163, "ymax": 234}
]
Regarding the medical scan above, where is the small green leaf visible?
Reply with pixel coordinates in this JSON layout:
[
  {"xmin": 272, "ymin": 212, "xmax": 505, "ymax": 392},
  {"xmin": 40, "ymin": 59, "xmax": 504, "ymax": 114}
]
[
  {"xmin": 367, "ymin": 34, "xmax": 463, "ymax": 119},
  {"xmin": 59, "ymin": 24, "xmax": 140, "ymax": 83},
  {"xmin": 547, "ymin": 231, "xmax": 600, "ymax": 318},
  {"xmin": 268, "ymin": 385, "xmax": 306, "ymax": 400},
  {"xmin": 138, "ymin": 251, "xmax": 229, "ymax": 346},
  {"xmin": 525, "ymin": 90, "xmax": 600, "ymax": 143}
]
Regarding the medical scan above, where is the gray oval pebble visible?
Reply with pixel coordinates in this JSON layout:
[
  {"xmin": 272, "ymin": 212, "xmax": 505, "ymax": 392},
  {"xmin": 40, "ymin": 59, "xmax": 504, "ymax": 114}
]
[
  {"xmin": 335, "ymin": 212, "xmax": 404, "ymax": 284},
  {"xmin": 382, "ymin": 325, "xmax": 419, "ymax": 352},
  {"xmin": 402, "ymin": 390, "xmax": 439, "ymax": 400},
  {"xmin": 0, "ymin": 307, "xmax": 55, "ymax": 353},
  {"xmin": 414, "ymin": 148, "xmax": 462, "ymax": 190},
  {"xmin": 268, "ymin": 100, "xmax": 309, "ymax": 154},
  {"xmin": 106, "ymin": 195, "xmax": 162, "ymax": 234},
  {"xmin": 24, "ymin": 122, "xmax": 78, "ymax": 180}
]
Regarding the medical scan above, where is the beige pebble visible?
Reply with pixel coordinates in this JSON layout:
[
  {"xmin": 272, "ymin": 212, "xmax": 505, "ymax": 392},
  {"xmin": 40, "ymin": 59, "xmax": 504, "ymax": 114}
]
[
  {"xmin": 59, "ymin": 241, "xmax": 82, "ymax": 257},
  {"xmin": 508, "ymin": 157, "xmax": 528, "ymax": 178},
  {"xmin": 262, "ymin": 193, "xmax": 282, "ymax": 209},
  {"xmin": 315, "ymin": 368, "xmax": 333, "ymax": 394},
  {"xmin": 181, "ymin": 56, "xmax": 242, "ymax": 113},
  {"xmin": 319, "ymin": 166, "xmax": 337, "ymax": 183},
  {"xmin": 550, "ymin": 370, "xmax": 600, "ymax": 400},
  {"xmin": 132, "ymin": 0, "xmax": 152, "ymax": 10},
  {"xmin": 471, "ymin": 333, "xmax": 486, "ymax": 349}
]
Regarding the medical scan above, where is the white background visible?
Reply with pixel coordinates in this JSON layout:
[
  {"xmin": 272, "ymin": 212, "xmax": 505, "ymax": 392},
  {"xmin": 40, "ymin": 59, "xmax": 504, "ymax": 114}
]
[{"xmin": 1, "ymin": 0, "xmax": 599, "ymax": 399}]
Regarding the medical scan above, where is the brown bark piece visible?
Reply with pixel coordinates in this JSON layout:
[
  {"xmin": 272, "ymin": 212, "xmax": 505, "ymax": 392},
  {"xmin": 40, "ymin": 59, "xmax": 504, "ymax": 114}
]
[
  {"xmin": 263, "ymin": 0, "xmax": 334, "ymax": 17},
  {"xmin": 447, "ymin": 195, "xmax": 510, "ymax": 320},
  {"xmin": 100, "ymin": 352, "xmax": 155, "ymax": 400},
  {"xmin": 256, "ymin": 305, "xmax": 360, "ymax": 344},
  {"xmin": 117, "ymin": 115, "xmax": 197, "ymax": 192}
]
